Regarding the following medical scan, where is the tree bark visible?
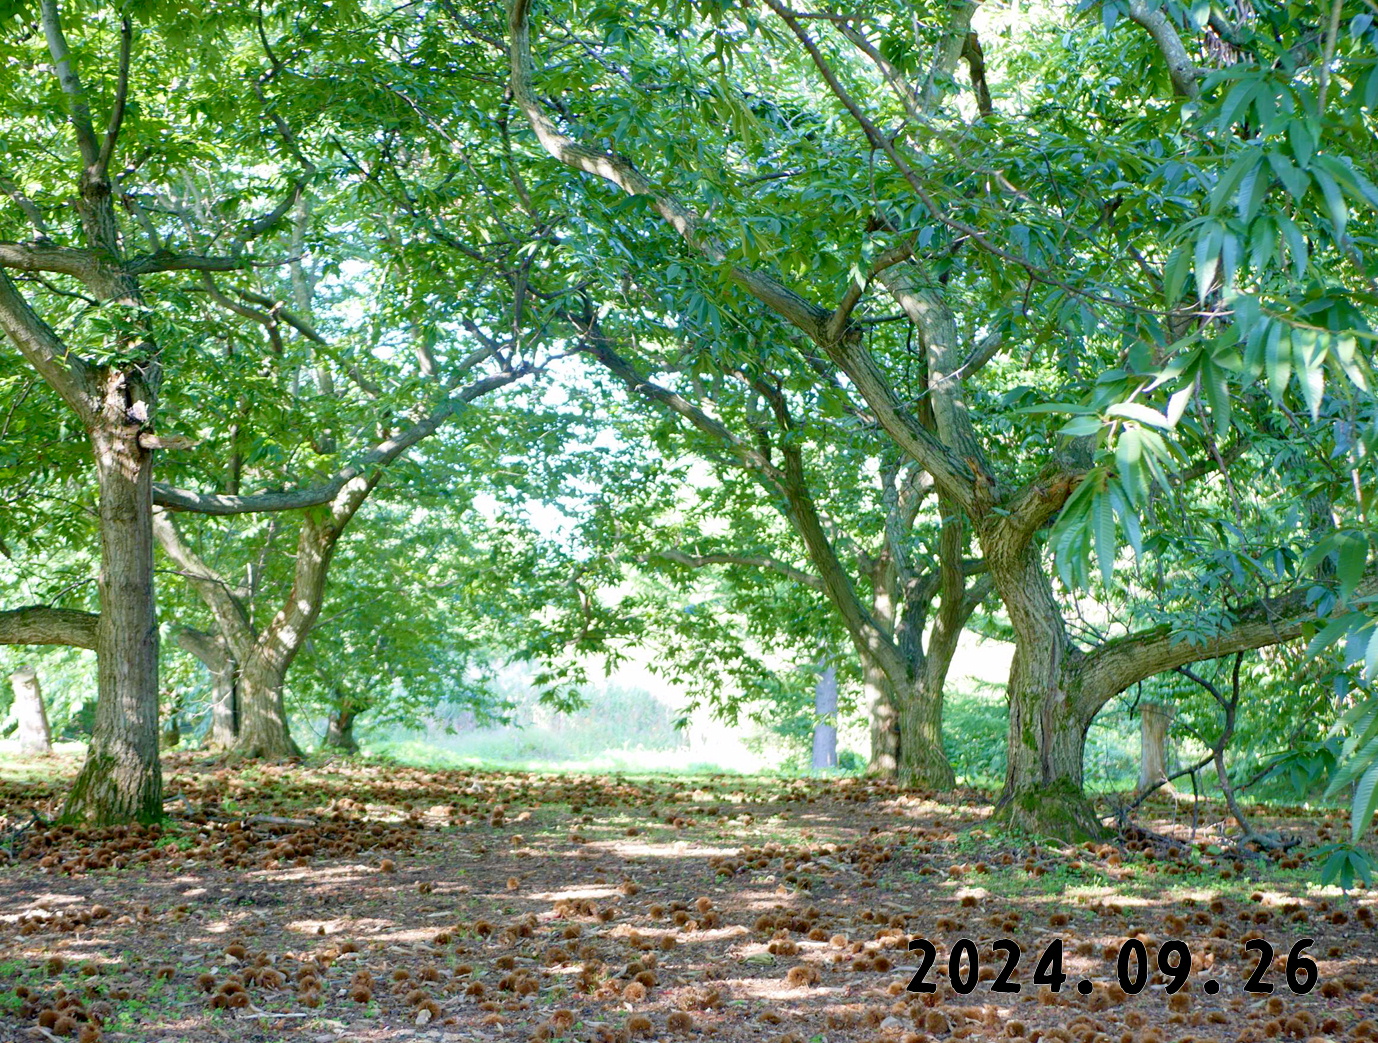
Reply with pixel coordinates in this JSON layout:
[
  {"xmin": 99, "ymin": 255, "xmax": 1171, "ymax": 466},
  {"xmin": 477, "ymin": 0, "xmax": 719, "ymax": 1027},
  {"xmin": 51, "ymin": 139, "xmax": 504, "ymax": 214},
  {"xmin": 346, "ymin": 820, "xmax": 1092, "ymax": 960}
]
[
  {"xmin": 323, "ymin": 702, "xmax": 360, "ymax": 754},
  {"xmin": 986, "ymin": 540, "xmax": 1107, "ymax": 839},
  {"xmin": 811, "ymin": 659, "xmax": 838, "ymax": 769},
  {"xmin": 209, "ymin": 665, "xmax": 238, "ymax": 749},
  {"xmin": 894, "ymin": 674, "xmax": 956, "ymax": 789},
  {"xmin": 863, "ymin": 656, "xmax": 899, "ymax": 776},
  {"xmin": 235, "ymin": 653, "xmax": 301, "ymax": 759},
  {"xmin": 173, "ymin": 626, "xmax": 238, "ymax": 749},
  {"xmin": 10, "ymin": 666, "xmax": 52, "ymax": 754},
  {"xmin": 0, "ymin": 606, "xmax": 99, "ymax": 648},
  {"xmin": 63, "ymin": 417, "xmax": 163, "ymax": 824},
  {"xmin": 1138, "ymin": 701, "xmax": 1175, "ymax": 792}
]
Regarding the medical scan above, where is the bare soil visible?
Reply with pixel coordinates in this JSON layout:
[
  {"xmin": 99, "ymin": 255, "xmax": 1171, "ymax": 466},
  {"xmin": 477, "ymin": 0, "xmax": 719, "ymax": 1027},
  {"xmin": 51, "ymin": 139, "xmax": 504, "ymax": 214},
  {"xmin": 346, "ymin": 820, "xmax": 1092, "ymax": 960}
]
[{"xmin": 1, "ymin": 753, "xmax": 1375, "ymax": 1043}]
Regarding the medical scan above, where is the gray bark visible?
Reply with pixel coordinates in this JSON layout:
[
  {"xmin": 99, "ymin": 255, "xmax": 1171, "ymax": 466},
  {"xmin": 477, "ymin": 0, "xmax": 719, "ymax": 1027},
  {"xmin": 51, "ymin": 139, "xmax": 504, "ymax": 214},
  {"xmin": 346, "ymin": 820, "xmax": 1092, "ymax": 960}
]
[
  {"xmin": 10, "ymin": 666, "xmax": 52, "ymax": 754},
  {"xmin": 323, "ymin": 702, "xmax": 360, "ymax": 754},
  {"xmin": 811, "ymin": 660, "xmax": 838, "ymax": 769},
  {"xmin": 173, "ymin": 627, "xmax": 238, "ymax": 748},
  {"xmin": 1138, "ymin": 702, "xmax": 1175, "ymax": 792}
]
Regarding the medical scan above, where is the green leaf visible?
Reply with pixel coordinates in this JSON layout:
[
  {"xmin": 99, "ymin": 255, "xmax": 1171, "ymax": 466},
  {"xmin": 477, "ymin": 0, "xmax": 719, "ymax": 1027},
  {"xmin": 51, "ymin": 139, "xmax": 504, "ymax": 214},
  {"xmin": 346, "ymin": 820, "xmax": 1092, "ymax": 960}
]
[
  {"xmin": 1308, "ymin": 615, "xmax": 1354, "ymax": 657},
  {"xmin": 1337, "ymin": 531, "xmax": 1369, "ymax": 601},
  {"xmin": 1237, "ymin": 158, "xmax": 1270, "ymax": 223},
  {"xmin": 1277, "ymin": 216, "xmax": 1309, "ymax": 278},
  {"xmin": 1194, "ymin": 222, "xmax": 1222, "ymax": 303},
  {"xmin": 1352, "ymin": 761, "xmax": 1378, "ymax": 841},
  {"xmin": 1201, "ymin": 356, "xmax": 1231, "ymax": 435},
  {"xmin": 1164, "ymin": 243, "xmax": 1192, "ymax": 303},
  {"xmin": 1248, "ymin": 215, "xmax": 1276, "ymax": 273},
  {"xmin": 1105, "ymin": 402, "xmax": 1172, "ymax": 428},
  {"xmin": 1286, "ymin": 119, "xmax": 1316, "ymax": 168},
  {"xmin": 1293, "ymin": 328, "xmax": 1326, "ymax": 419},
  {"xmin": 1312, "ymin": 165, "xmax": 1348, "ymax": 237},
  {"xmin": 1166, "ymin": 384, "xmax": 1194, "ymax": 426},
  {"xmin": 1266, "ymin": 151, "xmax": 1308, "ymax": 201},
  {"xmin": 1059, "ymin": 416, "xmax": 1105, "ymax": 437},
  {"xmin": 1266, "ymin": 323, "xmax": 1292, "ymax": 400},
  {"xmin": 1217, "ymin": 79, "xmax": 1259, "ymax": 132},
  {"xmin": 1093, "ymin": 489, "xmax": 1116, "ymax": 585},
  {"xmin": 1211, "ymin": 151, "xmax": 1262, "ymax": 212}
]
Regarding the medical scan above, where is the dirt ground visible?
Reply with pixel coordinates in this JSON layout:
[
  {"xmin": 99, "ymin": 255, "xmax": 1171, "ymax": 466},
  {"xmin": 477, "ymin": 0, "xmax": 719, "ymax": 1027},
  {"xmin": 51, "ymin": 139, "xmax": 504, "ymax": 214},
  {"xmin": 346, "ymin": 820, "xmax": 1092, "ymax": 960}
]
[{"xmin": 1, "ymin": 753, "xmax": 1375, "ymax": 1043}]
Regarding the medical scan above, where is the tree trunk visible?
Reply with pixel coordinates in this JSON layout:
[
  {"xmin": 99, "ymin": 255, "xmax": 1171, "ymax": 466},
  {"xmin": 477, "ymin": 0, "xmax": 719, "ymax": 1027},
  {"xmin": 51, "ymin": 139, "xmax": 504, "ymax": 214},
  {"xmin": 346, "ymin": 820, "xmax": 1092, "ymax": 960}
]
[
  {"xmin": 235, "ymin": 654, "xmax": 302, "ymax": 759},
  {"xmin": 811, "ymin": 660, "xmax": 838, "ymax": 769},
  {"xmin": 323, "ymin": 704, "xmax": 360, "ymax": 754},
  {"xmin": 894, "ymin": 675, "xmax": 956, "ymax": 789},
  {"xmin": 172, "ymin": 626, "xmax": 240, "ymax": 750},
  {"xmin": 9, "ymin": 666, "xmax": 52, "ymax": 754},
  {"xmin": 988, "ymin": 542, "xmax": 1106, "ymax": 840},
  {"xmin": 62, "ymin": 420, "xmax": 163, "ymax": 825},
  {"xmin": 1138, "ymin": 701, "xmax": 1175, "ymax": 793},
  {"xmin": 209, "ymin": 663, "xmax": 238, "ymax": 750},
  {"xmin": 864, "ymin": 657, "xmax": 899, "ymax": 776}
]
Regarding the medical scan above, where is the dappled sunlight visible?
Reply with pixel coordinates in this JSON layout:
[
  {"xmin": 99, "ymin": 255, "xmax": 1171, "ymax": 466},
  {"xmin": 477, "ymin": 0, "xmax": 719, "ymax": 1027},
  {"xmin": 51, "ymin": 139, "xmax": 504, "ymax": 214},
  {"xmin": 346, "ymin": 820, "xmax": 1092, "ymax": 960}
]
[{"xmin": 2, "ymin": 758, "xmax": 1375, "ymax": 1042}]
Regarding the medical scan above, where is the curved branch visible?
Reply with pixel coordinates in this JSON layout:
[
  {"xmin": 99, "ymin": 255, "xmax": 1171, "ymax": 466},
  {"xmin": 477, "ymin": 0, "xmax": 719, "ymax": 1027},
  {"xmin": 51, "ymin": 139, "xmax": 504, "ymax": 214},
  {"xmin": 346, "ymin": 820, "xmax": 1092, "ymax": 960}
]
[
  {"xmin": 0, "ymin": 268, "xmax": 96, "ymax": 422},
  {"xmin": 40, "ymin": 0, "xmax": 100, "ymax": 166},
  {"xmin": 506, "ymin": 0, "xmax": 977, "ymax": 508},
  {"xmin": 97, "ymin": 16, "xmax": 132, "ymax": 176},
  {"xmin": 153, "ymin": 368, "xmax": 525, "ymax": 515},
  {"xmin": 172, "ymin": 625, "xmax": 230, "ymax": 672},
  {"xmin": 507, "ymin": 0, "xmax": 832, "ymax": 344},
  {"xmin": 1124, "ymin": 0, "xmax": 1201, "ymax": 99},
  {"xmin": 1076, "ymin": 576, "xmax": 1378, "ymax": 718}
]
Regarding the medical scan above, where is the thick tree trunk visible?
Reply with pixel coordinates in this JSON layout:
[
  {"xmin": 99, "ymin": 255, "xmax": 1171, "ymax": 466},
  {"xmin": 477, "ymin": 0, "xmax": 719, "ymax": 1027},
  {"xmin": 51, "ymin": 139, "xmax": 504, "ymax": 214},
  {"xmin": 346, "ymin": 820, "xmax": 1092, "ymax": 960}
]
[
  {"xmin": 894, "ymin": 675, "xmax": 956, "ymax": 789},
  {"xmin": 988, "ymin": 542, "xmax": 1106, "ymax": 839},
  {"xmin": 811, "ymin": 660, "xmax": 838, "ymax": 769},
  {"xmin": 1138, "ymin": 701, "xmax": 1175, "ymax": 792},
  {"xmin": 323, "ymin": 704, "xmax": 360, "ymax": 754},
  {"xmin": 63, "ymin": 421, "xmax": 163, "ymax": 825},
  {"xmin": 10, "ymin": 666, "xmax": 52, "ymax": 754},
  {"xmin": 235, "ymin": 654, "xmax": 302, "ymax": 759}
]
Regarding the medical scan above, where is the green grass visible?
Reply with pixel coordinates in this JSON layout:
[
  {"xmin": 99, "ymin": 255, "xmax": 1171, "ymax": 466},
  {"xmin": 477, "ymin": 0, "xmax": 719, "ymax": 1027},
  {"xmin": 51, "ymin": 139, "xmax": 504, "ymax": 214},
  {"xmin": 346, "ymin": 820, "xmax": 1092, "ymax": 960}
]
[{"xmin": 364, "ymin": 738, "xmax": 775, "ymax": 776}]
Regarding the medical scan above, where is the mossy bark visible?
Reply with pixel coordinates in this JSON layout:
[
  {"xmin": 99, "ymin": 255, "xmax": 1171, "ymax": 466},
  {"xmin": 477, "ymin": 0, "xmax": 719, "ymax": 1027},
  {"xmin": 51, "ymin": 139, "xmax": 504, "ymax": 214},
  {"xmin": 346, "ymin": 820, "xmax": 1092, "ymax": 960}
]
[{"xmin": 895, "ymin": 675, "xmax": 957, "ymax": 789}]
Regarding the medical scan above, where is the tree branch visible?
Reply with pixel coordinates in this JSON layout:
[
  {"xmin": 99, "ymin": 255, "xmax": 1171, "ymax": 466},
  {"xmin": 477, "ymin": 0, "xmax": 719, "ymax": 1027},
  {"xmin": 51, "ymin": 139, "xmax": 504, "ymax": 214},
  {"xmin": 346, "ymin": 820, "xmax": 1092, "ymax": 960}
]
[
  {"xmin": 507, "ymin": 0, "xmax": 978, "ymax": 509},
  {"xmin": 152, "ymin": 368, "xmax": 526, "ymax": 515},
  {"xmin": 39, "ymin": 0, "xmax": 101, "ymax": 166},
  {"xmin": 96, "ymin": 16, "xmax": 132, "ymax": 177},
  {"xmin": 0, "ymin": 605, "xmax": 99, "ymax": 649},
  {"xmin": 506, "ymin": 0, "xmax": 833, "ymax": 345},
  {"xmin": 0, "ymin": 241, "xmax": 98, "ymax": 278},
  {"xmin": 0, "ymin": 176, "xmax": 52, "ymax": 238},
  {"xmin": 1124, "ymin": 0, "xmax": 1202, "ymax": 99},
  {"xmin": 172, "ymin": 625, "xmax": 230, "ymax": 672},
  {"xmin": 0, "ymin": 268, "xmax": 96, "ymax": 422},
  {"xmin": 645, "ymin": 549, "xmax": 824, "ymax": 590},
  {"xmin": 1077, "ymin": 576, "xmax": 1378, "ymax": 718},
  {"xmin": 152, "ymin": 511, "xmax": 257, "ymax": 651},
  {"xmin": 124, "ymin": 251, "xmax": 251, "ymax": 275}
]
